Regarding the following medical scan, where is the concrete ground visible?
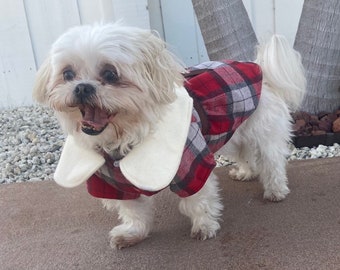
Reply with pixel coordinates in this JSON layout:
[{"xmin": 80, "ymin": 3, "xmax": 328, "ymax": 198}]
[{"xmin": 1, "ymin": 157, "xmax": 339, "ymax": 270}]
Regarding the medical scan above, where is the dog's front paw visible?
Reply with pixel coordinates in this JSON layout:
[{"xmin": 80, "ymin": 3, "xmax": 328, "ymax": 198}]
[
  {"xmin": 109, "ymin": 225, "xmax": 148, "ymax": 249},
  {"xmin": 191, "ymin": 219, "xmax": 221, "ymax": 241}
]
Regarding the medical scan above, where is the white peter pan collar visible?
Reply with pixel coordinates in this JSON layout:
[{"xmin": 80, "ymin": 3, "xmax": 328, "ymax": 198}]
[{"xmin": 54, "ymin": 87, "xmax": 193, "ymax": 191}]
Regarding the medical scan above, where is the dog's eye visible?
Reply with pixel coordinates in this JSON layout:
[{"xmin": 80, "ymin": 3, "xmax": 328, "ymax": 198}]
[
  {"xmin": 63, "ymin": 70, "xmax": 75, "ymax": 81},
  {"xmin": 101, "ymin": 69, "xmax": 119, "ymax": 83}
]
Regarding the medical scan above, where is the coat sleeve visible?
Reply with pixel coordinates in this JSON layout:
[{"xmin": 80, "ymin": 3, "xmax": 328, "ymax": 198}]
[{"xmin": 170, "ymin": 110, "xmax": 216, "ymax": 197}]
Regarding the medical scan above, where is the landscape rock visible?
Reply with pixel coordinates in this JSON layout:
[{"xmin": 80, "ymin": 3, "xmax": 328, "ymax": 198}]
[
  {"xmin": 292, "ymin": 109, "xmax": 340, "ymax": 137},
  {"xmin": 333, "ymin": 117, "xmax": 340, "ymax": 133}
]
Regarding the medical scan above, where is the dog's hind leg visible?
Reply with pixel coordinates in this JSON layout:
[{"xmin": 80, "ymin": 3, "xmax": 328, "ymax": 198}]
[
  {"xmin": 225, "ymin": 90, "xmax": 292, "ymax": 202},
  {"xmin": 228, "ymin": 143, "xmax": 258, "ymax": 181},
  {"xmin": 252, "ymin": 97, "xmax": 292, "ymax": 202},
  {"xmin": 257, "ymin": 135, "xmax": 291, "ymax": 202},
  {"xmin": 219, "ymin": 134, "xmax": 258, "ymax": 181},
  {"xmin": 102, "ymin": 196, "xmax": 154, "ymax": 249},
  {"xmin": 179, "ymin": 173, "xmax": 223, "ymax": 240}
]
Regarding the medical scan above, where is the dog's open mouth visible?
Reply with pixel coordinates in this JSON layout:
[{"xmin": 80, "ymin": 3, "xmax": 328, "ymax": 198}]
[{"xmin": 79, "ymin": 106, "xmax": 113, "ymax": 136}]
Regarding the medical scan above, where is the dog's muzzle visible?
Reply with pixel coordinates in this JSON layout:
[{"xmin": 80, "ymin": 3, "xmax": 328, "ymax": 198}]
[{"xmin": 73, "ymin": 83, "xmax": 113, "ymax": 136}]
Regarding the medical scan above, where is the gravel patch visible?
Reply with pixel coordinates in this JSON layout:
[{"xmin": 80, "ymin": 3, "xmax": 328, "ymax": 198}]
[
  {"xmin": 1, "ymin": 106, "xmax": 340, "ymax": 184},
  {"xmin": 0, "ymin": 106, "xmax": 64, "ymax": 184}
]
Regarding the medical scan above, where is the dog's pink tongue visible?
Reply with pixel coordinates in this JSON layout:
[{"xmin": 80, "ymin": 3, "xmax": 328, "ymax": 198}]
[{"xmin": 81, "ymin": 106, "xmax": 110, "ymax": 129}]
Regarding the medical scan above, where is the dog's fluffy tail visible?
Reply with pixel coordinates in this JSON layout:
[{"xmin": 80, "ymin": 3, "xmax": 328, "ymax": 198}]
[{"xmin": 255, "ymin": 35, "xmax": 306, "ymax": 111}]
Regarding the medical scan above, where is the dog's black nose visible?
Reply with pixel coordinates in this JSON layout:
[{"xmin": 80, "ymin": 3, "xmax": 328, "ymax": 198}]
[{"xmin": 74, "ymin": 83, "xmax": 95, "ymax": 100}]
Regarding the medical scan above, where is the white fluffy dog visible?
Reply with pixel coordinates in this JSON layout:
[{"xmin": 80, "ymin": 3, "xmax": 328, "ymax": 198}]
[{"xmin": 33, "ymin": 23, "xmax": 305, "ymax": 249}]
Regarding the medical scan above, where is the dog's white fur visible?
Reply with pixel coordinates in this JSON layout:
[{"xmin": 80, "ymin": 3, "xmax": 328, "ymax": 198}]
[{"xmin": 33, "ymin": 23, "xmax": 305, "ymax": 249}]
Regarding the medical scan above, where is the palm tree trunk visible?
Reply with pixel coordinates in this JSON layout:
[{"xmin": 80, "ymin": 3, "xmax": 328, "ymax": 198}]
[
  {"xmin": 191, "ymin": 0, "xmax": 257, "ymax": 61},
  {"xmin": 294, "ymin": 0, "xmax": 340, "ymax": 114}
]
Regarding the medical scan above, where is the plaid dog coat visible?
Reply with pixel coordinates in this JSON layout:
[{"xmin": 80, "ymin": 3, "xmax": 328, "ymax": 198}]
[{"xmin": 87, "ymin": 60, "xmax": 262, "ymax": 200}]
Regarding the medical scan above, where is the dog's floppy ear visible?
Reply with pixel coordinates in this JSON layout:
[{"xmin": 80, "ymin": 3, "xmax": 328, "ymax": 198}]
[
  {"xmin": 140, "ymin": 32, "xmax": 185, "ymax": 104},
  {"xmin": 32, "ymin": 56, "xmax": 52, "ymax": 104}
]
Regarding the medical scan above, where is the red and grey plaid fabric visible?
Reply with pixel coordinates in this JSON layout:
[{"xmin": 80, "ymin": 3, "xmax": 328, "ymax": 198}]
[
  {"xmin": 87, "ymin": 153, "xmax": 157, "ymax": 200},
  {"xmin": 169, "ymin": 108, "xmax": 216, "ymax": 197},
  {"xmin": 86, "ymin": 60, "xmax": 262, "ymax": 200},
  {"xmin": 184, "ymin": 60, "xmax": 262, "ymax": 153}
]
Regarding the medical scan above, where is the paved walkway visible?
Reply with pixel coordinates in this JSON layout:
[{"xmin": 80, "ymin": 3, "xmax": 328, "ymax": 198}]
[{"xmin": 1, "ymin": 157, "xmax": 339, "ymax": 270}]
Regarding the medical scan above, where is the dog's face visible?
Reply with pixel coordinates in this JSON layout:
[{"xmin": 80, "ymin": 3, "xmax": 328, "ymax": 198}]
[{"xmin": 33, "ymin": 24, "xmax": 184, "ymax": 153}]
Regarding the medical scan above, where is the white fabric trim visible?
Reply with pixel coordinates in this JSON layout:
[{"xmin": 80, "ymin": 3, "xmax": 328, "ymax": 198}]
[
  {"xmin": 120, "ymin": 87, "xmax": 193, "ymax": 191},
  {"xmin": 54, "ymin": 135, "xmax": 105, "ymax": 188}
]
